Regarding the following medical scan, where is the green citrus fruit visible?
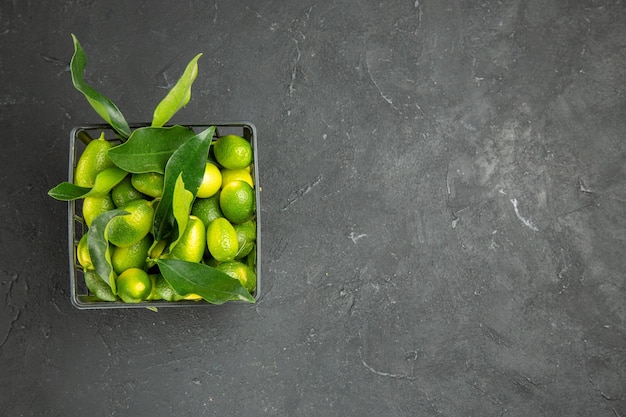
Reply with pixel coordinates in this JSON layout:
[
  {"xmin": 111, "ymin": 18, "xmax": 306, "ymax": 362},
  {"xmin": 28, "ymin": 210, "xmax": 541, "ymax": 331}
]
[
  {"xmin": 74, "ymin": 134, "xmax": 115, "ymax": 188},
  {"xmin": 206, "ymin": 217, "xmax": 239, "ymax": 262},
  {"xmin": 76, "ymin": 233, "xmax": 93, "ymax": 270},
  {"xmin": 116, "ymin": 268, "xmax": 152, "ymax": 303},
  {"xmin": 213, "ymin": 135, "xmax": 253, "ymax": 169},
  {"xmin": 146, "ymin": 274, "xmax": 162, "ymax": 300},
  {"xmin": 221, "ymin": 168, "xmax": 254, "ymax": 188},
  {"xmin": 234, "ymin": 220, "xmax": 256, "ymax": 259},
  {"xmin": 169, "ymin": 215, "xmax": 206, "ymax": 263},
  {"xmin": 149, "ymin": 238, "xmax": 168, "ymax": 260},
  {"xmin": 191, "ymin": 194, "xmax": 223, "ymax": 228},
  {"xmin": 82, "ymin": 194, "xmax": 116, "ymax": 227},
  {"xmin": 154, "ymin": 274, "xmax": 184, "ymax": 302},
  {"xmin": 196, "ymin": 162, "xmax": 222, "ymax": 198},
  {"xmin": 245, "ymin": 244, "xmax": 257, "ymax": 270},
  {"xmin": 84, "ymin": 270, "xmax": 118, "ymax": 302},
  {"xmin": 111, "ymin": 176, "xmax": 145, "ymax": 207},
  {"xmin": 182, "ymin": 293, "xmax": 203, "ymax": 301},
  {"xmin": 220, "ymin": 180, "xmax": 255, "ymax": 224},
  {"xmin": 131, "ymin": 172, "xmax": 164, "ymax": 198},
  {"xmin": 216, "ymin": 261, "xmax": 257, "ymax": 293},
  {"xmin": 106, "ymin": 199, "xmax": 154, "ymax": 248},
  {"xmin": 111, "ymin": 234, "xmax": 152, "ymax": 275}
]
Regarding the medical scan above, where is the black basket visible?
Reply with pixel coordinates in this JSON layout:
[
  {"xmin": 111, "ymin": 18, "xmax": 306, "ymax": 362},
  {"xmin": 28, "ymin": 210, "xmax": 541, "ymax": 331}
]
[{"xmin": 67, "ymin": 123, "xmax": 261, "ymax": 309}]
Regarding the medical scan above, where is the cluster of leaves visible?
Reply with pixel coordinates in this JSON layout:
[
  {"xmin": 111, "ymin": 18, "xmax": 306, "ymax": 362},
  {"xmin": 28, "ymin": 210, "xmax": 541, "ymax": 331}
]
[{"xmin": 48, "ymin": 35, "xmax": 255, "ymax": 305}]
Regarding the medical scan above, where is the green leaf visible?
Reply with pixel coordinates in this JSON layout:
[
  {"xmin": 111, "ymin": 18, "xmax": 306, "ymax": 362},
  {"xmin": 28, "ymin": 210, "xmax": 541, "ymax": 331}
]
[
  {"xmin": 47, "ymin": 167, "xmax": 128, "ymax": 201},
  {"xmin": 48, "ymin": 182, "xmax": 91, "ymax": 201},
  {"xmin": 152, "ymin": 53, "xmax": 203, "ymax": 128},
  {"xmin": 87, "ymin": 209, "xmax": 128, "ymax": 294},
  {"xmin": 169, "ymin": 174, "xmax": 194, "ymax": 252},
  {"xmin": 153, "ymin": 126, "xmax": 215, "ymax": 241},
  {"xmin": 70, "ymin": 34, "xmax": 131, "ymax": 138},
  {"xmin": 107, "ymin": 125, "xmax": 196, "ymax": 174},
  {"xmin": 157, "ymin": 258, "xmax": 255, "ymax": 304}
]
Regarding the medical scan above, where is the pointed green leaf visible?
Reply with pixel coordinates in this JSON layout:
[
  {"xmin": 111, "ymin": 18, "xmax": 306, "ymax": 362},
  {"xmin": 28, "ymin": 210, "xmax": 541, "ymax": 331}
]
[
  {"xmin": 152, "ymin": 53, "xmax": 203, "ymax": 127},
  {"xmin": 48, "ymin": 167, "xmax": 128, "ymax": 201},
  {"xmin": 87, "ymin": 209, "xmax": 128, "ymax": 294},
  {"xmin": 169, "ymin": 174, "xmax": 194, "ymax": 252},
  {"xmin": 153, "ymin": 126, "xmax": 215, "ymax": 241},
  {"xmin": 48, "ymin": 182, "xmax": 91, "ymax": 201},
  {"xmin": 70, "ymin": 34, "xmax": 131, "ymax": 138},
  {"xmin": 107, "ymin": 125, "xmax": 196, "ymax": 174},
  {"xmin": 157, "ymin": 258, "xmax": 255, "ymax": 304}
]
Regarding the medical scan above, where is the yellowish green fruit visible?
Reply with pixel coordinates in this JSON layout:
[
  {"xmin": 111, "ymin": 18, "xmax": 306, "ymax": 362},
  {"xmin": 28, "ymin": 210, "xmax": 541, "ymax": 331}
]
[
  {"xmin": 191, "ymin": 194, "xmax": 223, "ymax": 228},
  {"xmin": 106, "ymin": 199, "xmax": 154, "ymax": 248},
  {"xmin": 74, "ymin": 133, "xmax": 115, "ymax": 188},
  {"xmin": 111, "ymin": 176, "xmax": 145, "ymax": 207},
  {"xmin": 245, "ymin": 244, "xmax": 257, "ymax": 270},
  {"xmin": 206, "ymin": 217, "xmax": 238, "ymax": 262},
  {"xmin": 213, "ymin": 135, "xmax": 253, "ymax": 169},
  {"xmin": 82, "ymin": 194, "xmax": 115, "ymax": 227},
  {"xmin": 220, "ymin": 180, "xmax": 255, "ymax": 224},
  {"xmin": 76, "ymin": 233, "xmax": 93, "ymax": 270},
  {"xmin": 234, "ymin": 220, "xmax": 256, "ymax": 259},
  {"xmin": 146, "ymin": 274, "xmax": 162, "ymax": 300},
  {"xmin": 169, "ymin": 215, "xmax": 206, "ymax": 263},
  {"xmin": 183, "ymin": 293, "xmax": 203, "ymax": 300},
  {"xmin": 131, "ymin": 172, "xmax": 165, "ymax": 198},
  {"xmin": 196, "ymin": 162, "xmax": 222, "ymax": 198},
  {"xmin": 149, "ymin": 238, "xmax": 168, "ymax": 260},
  {"xmin": 154, "ymin": 274, "xmax": 184, "ymax": 301},
  {"xmin": 84, "ymin": 270, "xmax": 117, "ymax": 302},
  {"xmin": 221, "ymin": 168, "xmax": 254, "ymax": 188},
  {"xmin": 216, "ymin": 261, "xmax": 257, "ymax": 294},
  {"xmin": 111, "ymin": 234, "xmax": 153, "ymax": 275},
  {"xmin": 116, "ymin": 268, "xmax": 152, "ymax": 303}
]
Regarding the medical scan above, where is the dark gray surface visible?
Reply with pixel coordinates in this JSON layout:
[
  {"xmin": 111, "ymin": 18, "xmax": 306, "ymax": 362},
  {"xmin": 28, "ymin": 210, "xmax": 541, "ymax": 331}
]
[{"xmin": 1, "ymin": 1, "xmax": 625, "ymax": 416}]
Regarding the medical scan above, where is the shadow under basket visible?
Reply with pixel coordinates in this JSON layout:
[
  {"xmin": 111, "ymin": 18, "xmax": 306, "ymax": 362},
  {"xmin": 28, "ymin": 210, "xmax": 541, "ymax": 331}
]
[{"xmin": 68, "ymin": 123, "xmax": 261, "ymax": 310}]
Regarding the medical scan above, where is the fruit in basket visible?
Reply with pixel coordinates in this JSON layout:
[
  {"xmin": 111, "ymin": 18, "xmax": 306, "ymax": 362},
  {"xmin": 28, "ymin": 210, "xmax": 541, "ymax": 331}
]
[
  {"xmin": 116, "ymin": 268, "xmax": 152, "ymax": 303},
  {"xmin": 111, "ymin": 234, "xmax": 152, "ymax": 275},
  {"xmin": 196, "ymin": 162, "xmax": 222, "ymax": 198},
  {"xmin": 106, "ymin": 199, "xmax": 154, "ymax": 248},
  {"xmin": 220, "ymin": 168, "xmax": 254, "ymax": 188},
  {"xmin": 234, "ymin": 220, "xmax": 256, "ymax": 259},
  {"xmin": 111, "ymin": 176, "xmax": 145, "ymax": 207},
  {"xmin": 82, "ymin": 194, "xmax": 116, "ymax": 227},
  {"xmin": 153, "ymin": 274, "xmax": 184, "ymax": 302},
  {"xmin": 146, "ymin": 274, "xmax": 161, "ymax": 300},
  {"xmin": 76, "ymin": 234, "xmax": 92, "ymax": 270},
  {"xmin": 220, "ymin": 180, "xmax": 255, "ymax": 224},
  {"xmin": 191, "ymin": 193, "xmax": 223, "ymax": 228},
  {"xmin": 74, "ymin": 134, "xmax": 115, "ymax": 187},
  {"xmin": 206, "ymin": 217, "xmax": 239, "ymax": 262},
  {"xmin": 213, "ymin": 135, "xmax": 253, "ymax": 169},
  {"xmin": 131, "ymin": 172, "xmax": 164, "ymax": 198},
  {"xmin": 216, "ymin": 261, "xmax": 257, "ymax": 294},
  {"xmin": 84, "ymin": 270, "xmax": 118, "ymax": 302},
  {"xmin": 169, "ymin": 215, "xmax": 206, "ymax": 263}
]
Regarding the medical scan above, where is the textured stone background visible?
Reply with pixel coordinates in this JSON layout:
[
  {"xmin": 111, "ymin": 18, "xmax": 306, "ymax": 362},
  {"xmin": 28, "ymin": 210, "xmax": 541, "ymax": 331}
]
[{"xmin": 1, "ymin": 1, "xmax": 624, "ymax": 416}]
